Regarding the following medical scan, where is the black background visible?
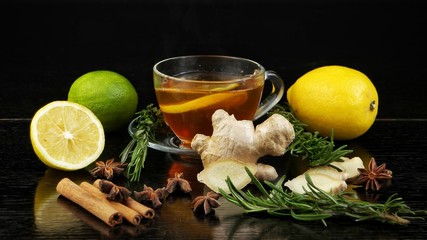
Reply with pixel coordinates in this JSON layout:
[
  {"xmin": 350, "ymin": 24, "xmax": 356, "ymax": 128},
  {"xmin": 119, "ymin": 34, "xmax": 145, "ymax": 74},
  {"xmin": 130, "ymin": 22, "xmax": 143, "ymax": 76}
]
[
  {"xmin": 1, "ymin": 0, "xmax": 426, "ymax": 119},
  {"xmin": 1, "ymin": 1, "xmax": 427, "ymax": 239}
]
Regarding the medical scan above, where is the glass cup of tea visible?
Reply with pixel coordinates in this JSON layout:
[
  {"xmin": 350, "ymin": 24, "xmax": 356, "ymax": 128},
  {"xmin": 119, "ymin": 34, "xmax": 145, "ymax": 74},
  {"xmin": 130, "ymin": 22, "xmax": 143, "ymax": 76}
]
[{"xmin": 153, "ymin": 55, "xmax": 284, "ymax": 148}]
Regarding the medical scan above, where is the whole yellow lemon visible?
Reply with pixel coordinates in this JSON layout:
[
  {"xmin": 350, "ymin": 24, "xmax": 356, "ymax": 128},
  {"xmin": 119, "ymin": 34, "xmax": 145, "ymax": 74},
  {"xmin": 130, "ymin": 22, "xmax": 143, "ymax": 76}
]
[
  {"xmin": 287, "ymin": 65, "xmax": 378, "ymax": 140},
  {"xmin": 68, "ymin": 70, "xmax": 138, "ymax": 132}
]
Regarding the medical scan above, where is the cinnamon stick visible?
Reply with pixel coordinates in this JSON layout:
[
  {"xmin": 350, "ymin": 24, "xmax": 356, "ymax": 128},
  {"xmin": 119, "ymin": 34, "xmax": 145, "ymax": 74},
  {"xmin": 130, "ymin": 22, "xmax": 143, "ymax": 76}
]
[
  {"xmin": 80, "ymin": 182, "xmax": 142, "ymax": 226},
  {"xmin": 125, "ymin": 197, "xmax": 156, "ymax": 219},
  {"xmin": 93, "ymin": 179, "xmax": 156, "ymax": 219},
  {"xmin": 56, "ymin": 178, "xmax": 122, "ymax": 227},
  {"xmin": 57, "ymin": 196, "xmax": 123, "ymax": 238}
]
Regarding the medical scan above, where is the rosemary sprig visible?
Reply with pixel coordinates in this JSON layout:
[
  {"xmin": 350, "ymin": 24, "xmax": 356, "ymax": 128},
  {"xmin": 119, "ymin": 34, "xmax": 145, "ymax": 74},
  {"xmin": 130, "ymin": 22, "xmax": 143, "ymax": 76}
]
[
  {"xmin": 269, "ymin": 104, "xmax": 353, "ymax": 166},
  {"xmin": 120, "ymin": 104, "xmax": 166, "ymax": 182},
  {"xmin": 220, "ymin": 167, "xmax": 426, "ymax": 226},
  {"xmin": 120, "ymin": 102, "xmax": 348, "ymax": 180}
]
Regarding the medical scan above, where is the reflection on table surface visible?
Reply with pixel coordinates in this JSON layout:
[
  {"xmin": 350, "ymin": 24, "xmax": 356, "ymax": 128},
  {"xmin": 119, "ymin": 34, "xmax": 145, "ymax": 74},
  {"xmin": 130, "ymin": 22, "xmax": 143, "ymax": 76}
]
[{"xmin": 23, "ymin": 120, "xmax": 426, "ymax": 239}]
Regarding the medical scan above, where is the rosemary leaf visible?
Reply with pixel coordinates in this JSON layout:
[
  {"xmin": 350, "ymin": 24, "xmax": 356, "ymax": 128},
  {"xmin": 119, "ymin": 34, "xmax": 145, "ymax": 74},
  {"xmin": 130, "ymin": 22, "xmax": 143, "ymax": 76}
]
[
  {"xmin": 290, "ymin": 209, "xmax": 333, "ymax": 221},
  {"xmin": 120, "ymin": 104, "xmax": 166, "ymax": 182},
  {"xmin": 222, "ymin": 167, "xmax": 427, "ymax": 226},
  {"xmin": 269, "ymin": 104, "xmax": 353, "ymax": 166}
]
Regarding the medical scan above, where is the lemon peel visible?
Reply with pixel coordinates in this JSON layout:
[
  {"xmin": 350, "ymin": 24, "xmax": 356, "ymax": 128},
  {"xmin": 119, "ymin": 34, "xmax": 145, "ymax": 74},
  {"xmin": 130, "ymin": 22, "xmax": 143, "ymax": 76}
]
[
  {"xmin": 161, "ymin": 91, "xmax": 248, "ymax": 114},
  {"xmin": 287, "ymin": 65, "xmax": 378, "ymax": 140},
  {"xmin": 210, "ymin": 83, "xmax": 240, "ymax": 91},
  {"xmin": 30, "ymin": 101, "xmax": 105, "ymax": 171}
]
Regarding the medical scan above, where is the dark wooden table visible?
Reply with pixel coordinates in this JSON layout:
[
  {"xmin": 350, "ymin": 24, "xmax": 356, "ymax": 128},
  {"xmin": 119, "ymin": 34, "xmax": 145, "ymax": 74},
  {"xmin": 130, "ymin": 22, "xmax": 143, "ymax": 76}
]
[
  {"xmin": 1, "ymin": 1, "xmax": 427, "ymax": 239},
  {"xmin": 1, "ymin": 119, "xmax": 427, "ymax": 239}
]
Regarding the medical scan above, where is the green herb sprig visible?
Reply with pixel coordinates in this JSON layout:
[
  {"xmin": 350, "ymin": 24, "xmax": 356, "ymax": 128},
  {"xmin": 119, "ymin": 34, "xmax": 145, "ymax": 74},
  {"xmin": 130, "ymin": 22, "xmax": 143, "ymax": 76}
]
[
  {"xmin": 269, "ymin": 104, "xmax": 352, "ymax": 166},
  {"xmin": 121, "ymin": 102, "xmax": 350, "ymax": 181},
  {"xmin": 120, "ymin": 104, "xmax": 166, "ymax": 182},
  {"xmin": 220, "ymin": 167, "xmax": 426, "ymax": 226}
]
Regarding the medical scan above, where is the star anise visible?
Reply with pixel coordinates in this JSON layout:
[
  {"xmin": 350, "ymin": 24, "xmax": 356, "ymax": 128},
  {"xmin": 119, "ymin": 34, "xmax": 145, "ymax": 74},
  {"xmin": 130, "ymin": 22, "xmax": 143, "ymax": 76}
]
[
  {"xmin": 134, "ymin": 185, "xmax": 168, "ymax": 208},
  {"xmin": 352, "ymin": 157, "xmax": 393, "ymax": 191},
  {"xmin": 165, "ymin": 172, "xmax": 192, "ymax": 194},
  {"xmin": 191, "ymin": 191, "xmax": 221, "ymax": 215},
  {"xmin": 90, "ymin": 158, "xmax": 128, "ymax": 180},
  {"xmin": 98, "ymin": 179, "xmax": 131, "ymax": 202}
]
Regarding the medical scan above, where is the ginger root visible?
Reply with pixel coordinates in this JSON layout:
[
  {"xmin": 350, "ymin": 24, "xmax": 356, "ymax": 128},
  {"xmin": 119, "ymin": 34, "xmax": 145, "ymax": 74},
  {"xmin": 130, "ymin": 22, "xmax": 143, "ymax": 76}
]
[
  {"xmin": 192, "ymin": 109, "xmax": 294, "ymax": 167},
  {"xmin": 284, "ymin": 171, "xmax": 348, "ymax": 195},
  {"xmin": 255, "ymin": 163, "xmax": 279, "ymax": 182},
  {"xmin": 191, "ymin": 109, "xmax": 295, "ymax": 193},
  {"xmin": 331, "ymin": 156, "xmax": 365, "ymax": 180},
  {"xmin": 197, "ymin": 159, "xmax": 257, "ymax": 194},
  {"xmin": 284, "ymin": 156, "xmax": 364, "ymax": 195}
]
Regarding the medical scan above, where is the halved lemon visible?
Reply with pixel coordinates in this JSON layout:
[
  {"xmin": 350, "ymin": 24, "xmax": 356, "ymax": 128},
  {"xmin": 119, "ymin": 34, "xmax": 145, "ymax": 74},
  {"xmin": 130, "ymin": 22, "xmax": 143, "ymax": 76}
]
[{"xmin": 30, "ymin": 101, "xmax": 105, "ymax": 171}]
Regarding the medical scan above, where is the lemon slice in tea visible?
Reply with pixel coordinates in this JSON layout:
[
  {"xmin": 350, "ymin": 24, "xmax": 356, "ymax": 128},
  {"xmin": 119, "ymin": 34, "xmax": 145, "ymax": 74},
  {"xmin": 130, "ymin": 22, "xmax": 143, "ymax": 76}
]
[
  {"xmin": 161, "ymin": 91, "xmax": 248, "ymax": 114},
  {"xmin": 30, "ymin": 101, "xmax": 105, "ymax": 171}
]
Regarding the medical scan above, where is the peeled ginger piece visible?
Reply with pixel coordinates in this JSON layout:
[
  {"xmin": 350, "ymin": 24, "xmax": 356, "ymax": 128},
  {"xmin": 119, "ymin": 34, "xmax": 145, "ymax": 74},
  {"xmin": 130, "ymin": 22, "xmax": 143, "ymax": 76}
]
[
  {"xmin": 197, "ymin": 159, "xmax": 257, "ymax": 194},
  {"xmin": 284, "ymin": 173, "xmax": 347, "ymax": 195},
  {"xmin": 331, "ymin": 156, "xmax": 365, "ymax": 179},
  {"xmin": 284, "ymin": 157, "xmax": 364, "ymax": 195}
]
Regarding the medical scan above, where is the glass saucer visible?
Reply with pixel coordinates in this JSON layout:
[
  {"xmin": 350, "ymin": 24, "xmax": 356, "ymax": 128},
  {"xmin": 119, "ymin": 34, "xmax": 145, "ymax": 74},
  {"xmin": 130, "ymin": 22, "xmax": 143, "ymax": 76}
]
[{"xmin": 128, "ymin": 117, "xmax": 199, "ymax": 157}]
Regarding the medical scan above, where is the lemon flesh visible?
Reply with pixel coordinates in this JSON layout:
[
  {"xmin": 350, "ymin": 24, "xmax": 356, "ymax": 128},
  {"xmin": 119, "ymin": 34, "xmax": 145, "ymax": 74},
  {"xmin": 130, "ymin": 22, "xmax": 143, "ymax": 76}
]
[
  {"xmin": 161, "ymin": 91, "xmax": 248, "ymax": 114},
  {"xmin": 287, "ymin": 65, "xmax": 378, "ymax": 140},
  {"xmin": 30, "ymin": 101, "xmax": 105, "ymax": 171}
]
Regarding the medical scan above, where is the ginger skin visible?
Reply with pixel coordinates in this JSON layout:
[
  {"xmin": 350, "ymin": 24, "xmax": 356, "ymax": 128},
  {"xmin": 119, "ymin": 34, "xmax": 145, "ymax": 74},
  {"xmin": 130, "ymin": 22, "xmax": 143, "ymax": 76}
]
[
  {"xmin": 191, "ymin": 109, "xmax": 295, "ymax": 182},
  {"xmin": 255, "ymin": 163, "xmax": 279, "ymax": 182}
]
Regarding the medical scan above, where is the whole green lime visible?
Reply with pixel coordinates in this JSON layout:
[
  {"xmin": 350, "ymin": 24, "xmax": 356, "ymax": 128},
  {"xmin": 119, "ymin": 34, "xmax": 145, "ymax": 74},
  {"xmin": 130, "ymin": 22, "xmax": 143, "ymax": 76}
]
[{"xmin": 68, "ymin": 70, "xmax": 138, "ymax": 132}]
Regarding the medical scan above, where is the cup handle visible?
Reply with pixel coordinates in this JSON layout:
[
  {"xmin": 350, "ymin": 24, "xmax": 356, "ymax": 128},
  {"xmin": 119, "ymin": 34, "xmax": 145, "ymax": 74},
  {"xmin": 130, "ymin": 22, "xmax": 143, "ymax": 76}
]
[{"xmin": 253, "ymin": 70, "xmax": 285, "ymax": 120}]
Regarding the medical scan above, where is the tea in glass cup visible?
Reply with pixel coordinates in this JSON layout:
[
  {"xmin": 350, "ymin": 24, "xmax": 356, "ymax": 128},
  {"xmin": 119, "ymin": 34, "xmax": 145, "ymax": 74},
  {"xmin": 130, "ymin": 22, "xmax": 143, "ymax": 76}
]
[{"xmin": 153, "ymin": 55, "xmax": 284, "ymax": 148}]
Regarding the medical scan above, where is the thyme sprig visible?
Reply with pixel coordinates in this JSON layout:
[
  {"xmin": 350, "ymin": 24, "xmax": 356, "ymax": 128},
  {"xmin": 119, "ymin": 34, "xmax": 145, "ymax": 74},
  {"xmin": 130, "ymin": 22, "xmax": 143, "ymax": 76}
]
[
  {"xmin": 269, "ymin": 104, "xmax": 352, "ymax": 166},
  {"xmin": 220, "ymin": 167, "xmax": 426, "ymax": 226},
  {"xmin": 120, "ymin": 104, "xmax": 166, "ymax": 182}
]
